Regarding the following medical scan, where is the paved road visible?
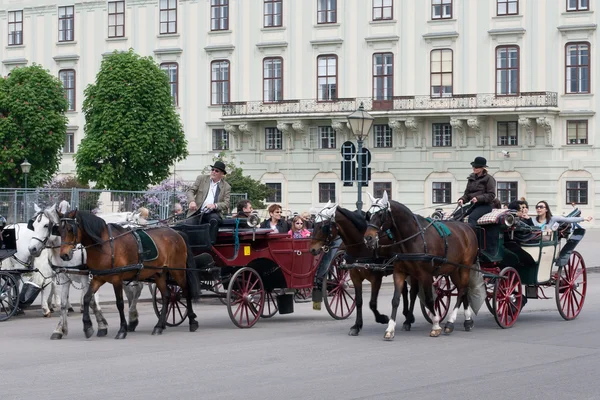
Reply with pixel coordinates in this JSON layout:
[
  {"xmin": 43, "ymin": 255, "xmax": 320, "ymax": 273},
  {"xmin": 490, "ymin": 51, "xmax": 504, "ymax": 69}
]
[{"xmin": 2, "ymin": 274, "xmax": 599, "ymax": 400}]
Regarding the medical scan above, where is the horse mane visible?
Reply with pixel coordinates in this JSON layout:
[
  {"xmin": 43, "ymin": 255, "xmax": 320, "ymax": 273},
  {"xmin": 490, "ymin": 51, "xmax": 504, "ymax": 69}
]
[
  {"xmin": 75, "ymin": 211, "xmax": 109, "ymax": 244},
  {"xmin": 336, "ymin": 206, "xmax": 367, "ymax": 232}
]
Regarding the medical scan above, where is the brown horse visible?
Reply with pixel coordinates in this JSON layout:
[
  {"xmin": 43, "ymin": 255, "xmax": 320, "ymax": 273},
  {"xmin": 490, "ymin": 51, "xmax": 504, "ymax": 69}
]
[
  {"xmin": 309, "ymin": 204, "xmax": 419, "ymax": 336},
  {"xmin": 58, "ymin": 210, "xmax": 200, "ymax": 339},
  {"xmin": 364, "ymin": 192, "xmax": 479, "ymax": 339}
]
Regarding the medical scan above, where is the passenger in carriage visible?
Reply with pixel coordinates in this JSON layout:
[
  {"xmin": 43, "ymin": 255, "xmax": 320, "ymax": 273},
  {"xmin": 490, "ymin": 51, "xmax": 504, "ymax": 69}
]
[
  {"xmin": 457, "ymin": 156, "xmax": 497, "ymax": 227},
  {"xmin": 300, "ymin": 211, "xmax": 313, "ymax": 229},
  {"xmin": 288, "ymin": 216, "xmax": 311, "ymax": 238},
  {"xmin": 259, "ymin": 204, "xmax": 290, "ymax": 233},
  {"xmin": 186, "ymin": 160, "xmax": 231, "ymax": 223},
  {"xmin": 508, "ymin": 200, "xmax": 534, "ymax": 227},
  {"xmin": 235, "ymin": 199, "xmax": 253, "ymax": 218},
  {"xmin": 533, "ymin": 201, "xmax": 592, "ymax": 231}
]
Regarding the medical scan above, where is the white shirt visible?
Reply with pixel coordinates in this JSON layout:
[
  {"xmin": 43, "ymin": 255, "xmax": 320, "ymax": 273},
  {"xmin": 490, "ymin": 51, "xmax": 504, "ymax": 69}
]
[
  {"xmin": 201, "ymin": 179, "xmax": 220, "ymax": 211},
  {"xmin": 58, "ymin": 200, "xmax": 70, "ymax": 214}
]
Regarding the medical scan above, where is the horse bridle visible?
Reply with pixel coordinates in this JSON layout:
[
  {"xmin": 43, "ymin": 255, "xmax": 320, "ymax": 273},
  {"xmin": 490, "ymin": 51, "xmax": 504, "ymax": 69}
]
[
  {"xmin": 27, "ymin": 212, "xmax": 59, "ymax": 248},
  {"xmin": 59, "ymin": 217, "xmax": 80, "ymax": 248},
  {"xmin": 312, "ymin": 215, "xmax": 338, "ymax": 253}
]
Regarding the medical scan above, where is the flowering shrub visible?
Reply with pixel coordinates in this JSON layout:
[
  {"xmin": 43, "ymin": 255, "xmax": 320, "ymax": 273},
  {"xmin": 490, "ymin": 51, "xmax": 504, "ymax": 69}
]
[{"xmin": 130, "ymin": 177, "xmax": 191, "ymax": 219}]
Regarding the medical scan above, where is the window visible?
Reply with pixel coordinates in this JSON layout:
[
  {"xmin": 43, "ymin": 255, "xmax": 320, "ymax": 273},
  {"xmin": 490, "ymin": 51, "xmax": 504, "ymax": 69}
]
[
  {"xmin": 567, "ymin": 0, "xmax": 589, "ymax": 11},
  {"xmin": 108, "ymin": 1, "xmax": 125, "ymax": 38},
  {"xmin": 431, "ymin": 49, "xmax": 453, "ymax": 97},
  {"xmin": 265, "ymin": 127, "xmax": 282, "ymax": 150},
  {"xmin": 8, "ymin": 10, "xmax": 23, "ymax": 46},
  {"xmin": 432, "ymin": 123, "xmax": 452, "ymax": 147},
  {"xmin": 211, "ymin": 60, "xmax": 230, "ymax": 105},
  {"xmin": 432, "ymin": 182, "xmax": 451, "ymax": 204},
  {"xmin": 264, "ymin": 0, "xmax": 282, "ymax": 27},
  {"xmin": 319, "ymin": 183, "xmax": 336, "ymax": 203},
  {"xmin": 432, "ymin": 0, "xmax": 452, "ymax": 19},
  {"xmin": 497, "ymin": 182, "xmax": 518, "ymax": 204},
  {"xmin": 374, "ymin": 125, "xmax": 392, "ymax": 148},
  {"xmin": 566, "ymin": 42, "xmax": 590, "ymax": 94},
  {"xmin": 58, "ymin": 6, "xmax": 75, "ymax": 42},
  {"xmin": 373, "ymin": 0, "xmax": 392, "ymax": 20},
  {"xmin": 59, "ymin": 69, "xmax": 76, "ymax": 111},
  {"xmin": 159, "ymin": 0, "xmax": 177, "ymax": 34},
  {"xmin": 211, "ymin": 0, "xmax": 229, "ymax": 31},
  {"xmin": 160, "ymin": 63, "xmax": 178, "ymax": 105},
  {"xmin": 374, "ymin": 182, "xmax": 392, "ymax": 199},
  {"xmin": 497, "ymin": 121, "xmax": 518, "ymax": 146},
  {"xmin": 319, "ymin": 126, "xmax": 336, "ymax": 149},
  {"xmin": 566, "ymin": 181, "xmax": 588, "ymax": 204},
  {"xmin": 317, "ymin": 55, "xmax": 337, "ymax": 101},
  {"xmin": 266, "ymin": 183, "xmax": 282, "ymax": 202},
  {"xmin": 373, "ymin": 53, "xmax": 393, "ymax": 100},
  {"xmin": 212, "ymin": 129, "xmax": 229, "ymax": 150},
  {"xmin": 63, "ymin": 132, "xmax": 75, "ymax": 154},
  {"xmin": 496, "ymin": 46, "xmax": 519, "ymax": 95},
  {"xmin": 263, "ymin": 57, "xmax": 283, "ymax": 102},
  {"xmin": 497, "ymin": 0, "xmax": 518, "ymax": 15},
  {"xmin": 567, "ymin": 120, "xmax": 588, "ymax": 144},
  {"xmin": 317, "ymin": 0, "xmax": 337, "ymax": 24}
]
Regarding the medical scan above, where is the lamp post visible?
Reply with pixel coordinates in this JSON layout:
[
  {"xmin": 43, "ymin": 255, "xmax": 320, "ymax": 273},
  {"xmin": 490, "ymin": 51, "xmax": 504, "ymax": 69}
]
[
  {"xmin": 20, "ymin": 159, "xmax": 32, "ymax": 221},
  {"xmin": 347, "ymin": 103, "xmax": 374, "ymax": 212}
]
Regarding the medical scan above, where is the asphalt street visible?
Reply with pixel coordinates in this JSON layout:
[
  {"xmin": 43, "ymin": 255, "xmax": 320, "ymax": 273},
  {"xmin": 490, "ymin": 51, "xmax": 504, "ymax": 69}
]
[{"xmin": 2, "ymin": 273, "xmax": 599, "ymax": 400}]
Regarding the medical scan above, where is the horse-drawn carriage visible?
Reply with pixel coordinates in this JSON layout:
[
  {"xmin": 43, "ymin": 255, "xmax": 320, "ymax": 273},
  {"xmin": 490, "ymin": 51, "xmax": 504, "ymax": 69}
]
[
  {"xmin": 0, "ymin": 222, "xmax": 21, "ymax": 321},
  {"xmin": 153, "ymin": 216, "xmax": 354, "ymax": 328}
]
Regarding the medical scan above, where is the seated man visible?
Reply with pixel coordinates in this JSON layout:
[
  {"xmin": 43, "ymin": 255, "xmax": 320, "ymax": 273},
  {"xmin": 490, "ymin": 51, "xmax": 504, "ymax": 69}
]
[{"xmin": 235, "ymin": 199, "xmax": 253, "ymax": 218}]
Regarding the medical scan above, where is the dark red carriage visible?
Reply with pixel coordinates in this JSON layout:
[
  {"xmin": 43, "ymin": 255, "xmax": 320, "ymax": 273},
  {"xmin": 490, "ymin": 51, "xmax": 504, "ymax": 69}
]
[{"xmin": 152, "ymin": 218, "xmax": 354, "ymax": 328}]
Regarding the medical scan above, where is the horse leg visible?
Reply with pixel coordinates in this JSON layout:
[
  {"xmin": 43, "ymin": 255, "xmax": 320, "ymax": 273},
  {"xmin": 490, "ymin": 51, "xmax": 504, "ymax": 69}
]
[
  {"xmin": 173, "ymin": 267, "xmax": 199, "ymax": 333},
  {"xmin": 402, "ymin": 278, "xmax": 418, "ymax": 331},
  {"xmin": 51, "ymin": 276, "xmax": 70, "ymax": 340},
  {"xmin": 90, "ymin": 288, "xmax": 108, "ymax": 337},
  {"xmin": 124, "ymin": 282, "xmax": 142, "ymax": 332},
  {"xmin": 422, "ymin": 280, "xmax": 442, "ymax": 337},
  {"xmin": 462, "ymin": 288, "xmax": 474, "ymax": 332},
  {"xmin": 183, "ymin": 280, "xmax": 199, "ymax": 333},
  {"xmin": 369, "ymin": 273, "xmax": 389, "ymax": 325},
  {"xmin": 384, "ymin": 270, "xmax": 406, "ymax": 341},
  {"xmin": 40, "ymin": 282, "xmax": 52, "ymax": 318},
  {"xmin": 348, "ymin": 270, "xmax": 363, "ymax": 336},
  {"xmin": 152, "ymin": 274, "xmax": 169, "ymax": 335},
  {"xmin": 111, "ymin": 279, "xmax": 128, "ymax": 340},
  {"xmin": 82, "ymin": 278, "xmax": 104, "ymax": 339}
]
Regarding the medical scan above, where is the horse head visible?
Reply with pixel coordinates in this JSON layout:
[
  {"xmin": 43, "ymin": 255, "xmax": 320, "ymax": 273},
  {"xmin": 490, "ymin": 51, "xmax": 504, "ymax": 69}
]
[
  {"xmin": 363, "ymin": 191, "xmax": 391, "ymax": 249},
  {"xmin": 58, "ymin": 209, "xmax": 81, "ymax": 261},
  {"xmin": 309, "ymin": 201, "xmax": 339, "ymax": 255},
  {"xmin": 27, "ymin": 204, "xmax": 60, "ymax": 257}
]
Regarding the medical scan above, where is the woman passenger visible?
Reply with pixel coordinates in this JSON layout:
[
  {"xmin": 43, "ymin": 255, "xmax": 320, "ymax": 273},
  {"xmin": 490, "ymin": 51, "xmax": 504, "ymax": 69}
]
[
  {"xmin": 288, "ymin": 216, "xmax": 311, "ymax": 238},
  {"xmin": 533, "ymin": 201, "xmax": 592, "ymax": 231},
  {"xmin": 260, "ymin": 204, "xmax": 290, "ymax": 233}
]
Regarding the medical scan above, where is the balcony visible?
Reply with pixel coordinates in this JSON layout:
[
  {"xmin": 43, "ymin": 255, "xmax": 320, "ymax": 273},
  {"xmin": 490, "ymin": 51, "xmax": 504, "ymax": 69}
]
[{"xmin": 222, "ymin": 92, "xmax": 558, "ymax": 119}]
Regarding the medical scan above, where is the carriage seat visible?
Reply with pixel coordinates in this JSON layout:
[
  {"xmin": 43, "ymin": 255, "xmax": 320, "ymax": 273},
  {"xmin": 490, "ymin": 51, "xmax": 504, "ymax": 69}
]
[
  {"xmin": 219, "ymin": 217, "xmax": 254, "ymax": 231},
  {"xmin": 476, "ymin": 209, "xmax": 512, "ymax": 226}
]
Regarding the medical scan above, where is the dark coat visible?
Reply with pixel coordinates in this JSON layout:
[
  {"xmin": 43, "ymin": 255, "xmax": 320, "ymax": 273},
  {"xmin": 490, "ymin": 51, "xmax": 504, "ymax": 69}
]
[
  {"xmin": 260, "ymin": 218, "xmax": 290, "ymax": 233},
  {"xmin": 458, "ymin": 170, "xmax": 496, "ymax": 204}
]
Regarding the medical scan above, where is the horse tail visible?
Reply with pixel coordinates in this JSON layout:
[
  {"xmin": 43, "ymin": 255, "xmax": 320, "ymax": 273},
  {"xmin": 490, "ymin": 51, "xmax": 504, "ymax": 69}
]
[{"xmin": 176, "ymin": 231, "xmax": 202, "ymax": 301}]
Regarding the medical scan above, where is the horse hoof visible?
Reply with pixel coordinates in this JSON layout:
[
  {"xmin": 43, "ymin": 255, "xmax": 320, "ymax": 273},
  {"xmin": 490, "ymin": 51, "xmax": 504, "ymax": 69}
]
[
  {"xmin": 152, "ymin": 327, "xmax": 163, "ymax": 336},
  {"xmin": 402, "ymin": 323, "xmax": 411, "ymax": 331},
  {"xmin": 189, "ymin": 321, "xmax": 199, "ymax": 332},
  {"xmin": 127, "ymin": 320, "xmax": 139, "ymax": 332},
  {"xmin": 97, "ymin": 329, "xmax": 108, "ymax": 337},
  {"xmin": 348, "ymin": 328, "xmax": 360, "ymax": 336},
  {"xmin": 383, "ymin": 331, "xmax": 395, "ymax": 341},
  {"xmin": 464, "ymin": 319, "xmax": 474, "ymax": 332},
  {"xmin": 444, "ymin": 322, "xmax": 455, "ymax": 334},
  {"xmin": 50, "ymin": 333, "xmax": 63, "ymax": 340},
  {"xmin": 84, "ymin": 327, "xmax": 94, "ymax": 339},
  {"xmin": 430, "ymin": 329, "xmax": 442, "ymax": 337},
  {"xmin": 43, "ymin": 312, "xmax": 52, "ymax": 318},
  {"xmin": 115, "ymin": 332, "xmax": 127, "ymax": 340}
]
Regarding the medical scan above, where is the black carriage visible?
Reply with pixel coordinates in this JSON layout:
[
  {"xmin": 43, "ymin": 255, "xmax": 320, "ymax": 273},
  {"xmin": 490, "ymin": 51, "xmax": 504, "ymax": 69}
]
[{"xmin": 0, "ymin": 225, "xmax": 19, "ymax": 321}]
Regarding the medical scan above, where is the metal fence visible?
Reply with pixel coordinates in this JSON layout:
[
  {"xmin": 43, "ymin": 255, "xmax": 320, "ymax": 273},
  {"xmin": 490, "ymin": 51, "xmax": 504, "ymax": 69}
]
[{"xmin": 0, "ymin": 188, "xmax": 247, "ymax": 223}]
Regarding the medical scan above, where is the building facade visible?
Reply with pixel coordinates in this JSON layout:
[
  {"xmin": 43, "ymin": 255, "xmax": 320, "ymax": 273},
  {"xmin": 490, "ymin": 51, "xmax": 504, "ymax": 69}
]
[{"xmin": 1, "ymin": 0, "xmax": 598, "ymax": 220}]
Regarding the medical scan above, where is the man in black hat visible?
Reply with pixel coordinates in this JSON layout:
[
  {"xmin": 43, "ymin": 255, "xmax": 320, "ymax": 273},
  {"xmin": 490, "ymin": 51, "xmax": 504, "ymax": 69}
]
[
  {"xmin": 457, "ymin": 156, "xmax": 497, "ymax": 227},
  {"xmin": 186, "ymin": 160, "xmax": 231, "ymax": 233}
]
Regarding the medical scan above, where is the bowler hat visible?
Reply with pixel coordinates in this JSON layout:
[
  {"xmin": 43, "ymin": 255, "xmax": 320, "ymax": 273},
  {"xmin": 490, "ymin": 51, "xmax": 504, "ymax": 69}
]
[
  {"xmin": 210, "ymin": 160, "xmax": 228, "ymax": 174},
  {"xmin": 470, "ymin": 156, "xmax": 488, "ymax": 168}
]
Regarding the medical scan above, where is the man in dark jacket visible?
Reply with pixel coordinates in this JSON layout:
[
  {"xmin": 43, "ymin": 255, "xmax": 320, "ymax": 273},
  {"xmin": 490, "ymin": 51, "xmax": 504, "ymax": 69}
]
[{"xmin": 458, "ymin": 156, "xmax": 497, "ymax": 226}]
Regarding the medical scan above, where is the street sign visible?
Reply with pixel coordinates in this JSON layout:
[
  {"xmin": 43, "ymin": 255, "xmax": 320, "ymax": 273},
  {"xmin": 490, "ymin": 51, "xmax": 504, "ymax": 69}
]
[
  {"xmin": 356, "ymin": 148, "xmax": 372, "ymax": 166},
  {"xmin": 341, "ymin": 141, "xmax": 356, "ymax": 160}
]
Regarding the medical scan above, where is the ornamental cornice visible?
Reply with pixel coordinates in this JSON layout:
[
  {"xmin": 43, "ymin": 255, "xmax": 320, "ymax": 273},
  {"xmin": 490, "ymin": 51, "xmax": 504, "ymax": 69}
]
[
  {"xmin": 2, "ymin": 58, "xmax": 28, "ymax": 66},
  {"xmin": 53, "ymin": 54, "xmax": 80, "ymax": 62},
  {"xmin": 73, "ymin": 1, "xmax": 106, "ymax": 12},
  {"xmin": 154, "ymin": 47, "xmax": 184, "ymax": 55},
  {"xmin": 310, "ymin": 38, "xmax": 343, "ymax": 50},
  {"xmin": 557, "ymin": 24, "xmax": 597, "ymax": 39},
  {"xmin": 422, "ymin": 31, "xmax": 459, "ymax": 43},
  {"xmin": 487, "ymin": 27, "xmax": 526, "ymax": 37}
]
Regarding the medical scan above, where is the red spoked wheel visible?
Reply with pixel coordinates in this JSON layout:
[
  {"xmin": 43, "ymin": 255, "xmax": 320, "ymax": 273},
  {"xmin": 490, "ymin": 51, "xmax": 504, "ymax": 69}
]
[
  {"xmin": 226, "ymin": 267, "xmax": 265, "ymax": 328},
  {"xmin": 323, "ymin": 252, "xmax": 356, "ymax": 320},
  {"xmin": 152, "ymin": 284, "xmax": 188, "ymax": 327},
  {"xmin": 261, "ymin": 290, "xmax": 279, "ymax": 318},
  {"xmin": 484, "ymin": 275, "xmax": 496, "ymax": 314},
  {"xmin": 420, "ymin": 275, "xmax": 456, "ymax": 324},
  {"xmin": 492, "ymin": 267, "xmax": 522, "ymax": 329},
  {"xmin": 294, "ymin": 288, "xmax": 313, "ymax": 303},
  {"xmin": 555, "ymin": 251, "xmax": 587, "ymax": 320}
]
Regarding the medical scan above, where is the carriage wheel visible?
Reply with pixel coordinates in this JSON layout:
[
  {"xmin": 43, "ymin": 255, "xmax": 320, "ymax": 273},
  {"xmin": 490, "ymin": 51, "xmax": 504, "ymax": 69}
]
[
  {"xmin": 555, "ymin": 251, "xmax": 587, "ymax": 320},
  {"xmin": 0, "ymin": 272, "xmax": 19, "ymax": 322},
  {"xmin": 152, "ymin": 284, "xmax": 188, "ymax": 327},
  {"xmin": 261, "ymin": 290, "xmax": 279, "ymax": 318},
  {"xmin": 323, "ymin": 252, "xmax": 356, "ymax": 320},
  {"xmin": 492, "ymin": 267, "xmax": 522, "ymax": 329},
  {"xmin": 226, "ymin": 267, "xmax": 265, "ymax": 328},
  {"xmin": 212, "ymin": 280, "xmax": 228, "ymax": 306},
  {"xmin": 420, "ymin": 275, "xmax": 455, "ymax": 324},
  {"xmin": 484, "ymin": 275, "xmax": 496, "ymax": 314},
  {"xmin": 294, "ymin": 288, "xmax": 313, "ymax": 303}
]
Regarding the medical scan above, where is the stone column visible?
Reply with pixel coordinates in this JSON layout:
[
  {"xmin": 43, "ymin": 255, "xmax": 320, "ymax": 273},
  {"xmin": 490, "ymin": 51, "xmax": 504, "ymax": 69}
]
[
  {"xmin": 223, "ymin": 124, "xmax": 242, "ymax": 151},
  {"xmin": 518, "ymin": 117, "xmax": 535, "ymax": 147},
  {"xmin": 536, "ymin": 116, "xmax": 553, "ymax": 147},
  {"xmin": 405, "ymin": 117, "xmax": 423, "ymax": 148},
  {"xmin": 467, "ymin": 116, "xmax": 486, "ymax": 148},
  {"xmin": 450, "ymin": 117, "xmax": 467, "ymax": 147},
  {"xmin": 387, "ymin": 119, "xmax": 406, "ymax": 149},
  {"xmin": 238, "ymin": 123, "xmax": 256, "ymax": 150},
  {"xmin": 292, "ymin": 121, "xmax": 309, "ymax": 149},
  {"xmin": 277, "ymin": 121, "xmax": 294, "ymax": 150}
]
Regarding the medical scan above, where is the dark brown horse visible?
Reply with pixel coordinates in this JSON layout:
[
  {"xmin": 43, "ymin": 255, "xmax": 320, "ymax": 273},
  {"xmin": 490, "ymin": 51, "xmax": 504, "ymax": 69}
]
[
  {"xmin": 58, "ymin": 210, "xmax": 200, "ymax": 339},
  {"xmin": 309, "ymin": 204, "xmax": 419, "ymax": 336},
  {"xmin": 364, "ymin": 192, "xmax": 479, "ymax": 339}
]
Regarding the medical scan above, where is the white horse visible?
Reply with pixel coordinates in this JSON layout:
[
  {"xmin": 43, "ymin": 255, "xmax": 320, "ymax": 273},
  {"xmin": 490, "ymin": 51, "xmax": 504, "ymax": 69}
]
[
  {"xmin": 28, "ymin": 205, "xmax": 144, "ymax": 340},
  {"xmin": 1, "ymin": 223, "xmax": 59, "ymax": 317}
]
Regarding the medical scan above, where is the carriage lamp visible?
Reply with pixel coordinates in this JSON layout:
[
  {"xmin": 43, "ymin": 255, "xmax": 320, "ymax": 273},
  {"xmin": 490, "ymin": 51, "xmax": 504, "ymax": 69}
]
[{"xmin": 347, "ymin": 103, "xmax": 374, "ymax": 211}]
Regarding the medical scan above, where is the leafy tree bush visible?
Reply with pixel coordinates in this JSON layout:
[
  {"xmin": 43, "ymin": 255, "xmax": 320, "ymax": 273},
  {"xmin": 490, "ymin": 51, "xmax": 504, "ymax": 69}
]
[
  {"xmin": 0, "ymin": 64, "xmax": 69, "ymax": 188},
  {"xmin": 75, "ymin": 49, "xmax": 188, "ymax": 191}
]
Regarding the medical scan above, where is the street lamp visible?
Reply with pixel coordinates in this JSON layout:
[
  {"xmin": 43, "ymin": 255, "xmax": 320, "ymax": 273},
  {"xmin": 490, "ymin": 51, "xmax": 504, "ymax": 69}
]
[
  {"xmin": 20, "ymin": 159, "xmax": 32, "ymax": 221},
  {"xmin": 347, "ymin": 103, "xmax": 374, "ymax": 212}
]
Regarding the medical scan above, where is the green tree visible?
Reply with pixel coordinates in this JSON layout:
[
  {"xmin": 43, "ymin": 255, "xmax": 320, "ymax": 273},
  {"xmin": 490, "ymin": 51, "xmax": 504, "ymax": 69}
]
[
  {"xmin": 0, "ymin": 64, "xmax": 69, "ymax": 188},
  {"xmin": 75, "ymin": 49, "xmax": 188, "ymax": 191},
  {"xmin": 205, "ymin": 152, "xmax": 274, "ymax": 209}
]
